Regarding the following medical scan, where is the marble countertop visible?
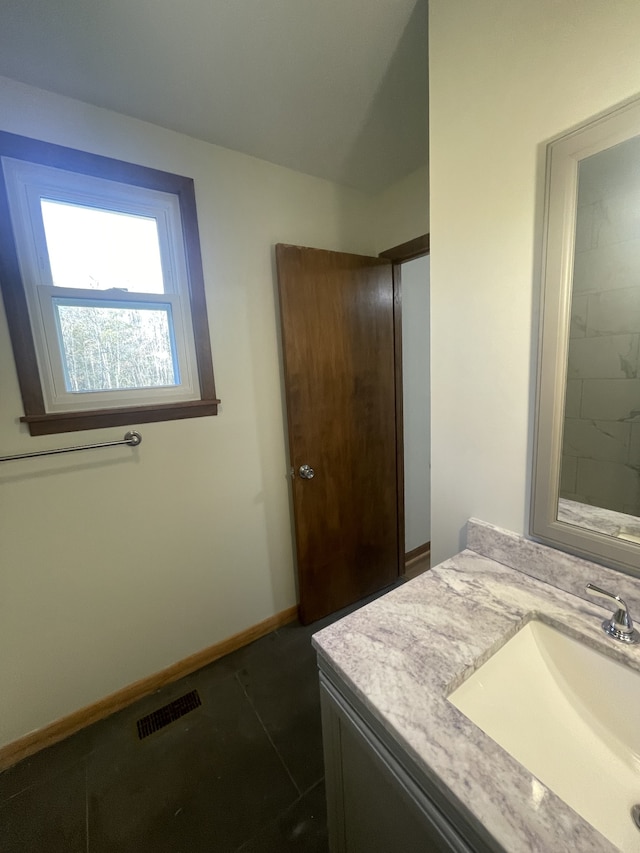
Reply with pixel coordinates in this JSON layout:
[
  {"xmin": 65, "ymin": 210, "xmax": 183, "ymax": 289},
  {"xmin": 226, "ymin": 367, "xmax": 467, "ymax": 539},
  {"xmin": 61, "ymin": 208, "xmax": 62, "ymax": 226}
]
[{"xmin": 312, "ymin": 542, "xmax": 640, "ymax": 852}]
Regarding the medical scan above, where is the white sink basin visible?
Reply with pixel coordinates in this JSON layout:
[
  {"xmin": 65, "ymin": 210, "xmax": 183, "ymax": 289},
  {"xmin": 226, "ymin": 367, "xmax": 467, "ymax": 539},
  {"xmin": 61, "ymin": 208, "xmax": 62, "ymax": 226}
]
[{"xmin": 448, "ymin": 618, "xmax": 640, "ymax": 852}]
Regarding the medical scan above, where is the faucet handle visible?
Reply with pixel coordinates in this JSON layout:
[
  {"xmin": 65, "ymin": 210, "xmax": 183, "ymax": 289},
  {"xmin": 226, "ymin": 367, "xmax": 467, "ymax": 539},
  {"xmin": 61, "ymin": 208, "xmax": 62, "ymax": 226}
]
[{"xmin": 585, "ymin": 583, "xmax": 638, "ymax": 644}]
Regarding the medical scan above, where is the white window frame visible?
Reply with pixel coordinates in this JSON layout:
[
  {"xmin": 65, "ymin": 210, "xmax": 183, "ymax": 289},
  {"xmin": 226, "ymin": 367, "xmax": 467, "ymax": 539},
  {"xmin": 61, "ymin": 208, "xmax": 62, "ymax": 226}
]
[
  {"xmin": 0, "ymin": 130, "xmax": 220, "ymax": 436},
  {"xmin": 2, "ymin": 157, "xmax": 201, "ymax": 413}
]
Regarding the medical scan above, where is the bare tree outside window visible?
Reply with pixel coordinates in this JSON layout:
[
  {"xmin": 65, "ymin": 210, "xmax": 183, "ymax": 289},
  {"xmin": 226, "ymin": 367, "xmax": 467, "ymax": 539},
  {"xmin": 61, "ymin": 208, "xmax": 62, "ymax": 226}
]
[{"xmin": 56, "ymin": 304, "xmax": 177, "ymax": 392}]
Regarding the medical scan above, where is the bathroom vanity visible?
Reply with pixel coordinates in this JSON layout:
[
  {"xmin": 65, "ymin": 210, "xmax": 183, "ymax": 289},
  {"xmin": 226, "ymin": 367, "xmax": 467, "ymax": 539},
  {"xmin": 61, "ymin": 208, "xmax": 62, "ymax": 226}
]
[{"xmin": 313, "ymin": 519, "xmax": 640, "ymax": 853}]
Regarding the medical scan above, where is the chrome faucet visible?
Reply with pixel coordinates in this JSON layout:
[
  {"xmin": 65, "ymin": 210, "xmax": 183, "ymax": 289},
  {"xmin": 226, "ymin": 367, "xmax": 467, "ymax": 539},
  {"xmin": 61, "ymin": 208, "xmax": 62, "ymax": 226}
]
[{"xmin": 585, "ymin": 584, "xmax": 639, "ymax": 644}]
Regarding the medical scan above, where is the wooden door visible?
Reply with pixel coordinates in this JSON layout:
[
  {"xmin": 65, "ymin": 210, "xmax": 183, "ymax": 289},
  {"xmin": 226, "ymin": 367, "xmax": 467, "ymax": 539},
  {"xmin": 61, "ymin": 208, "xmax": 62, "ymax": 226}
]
[{"xmin": 276, "ymin": 244, "xmax": 399, "ymax": 624}]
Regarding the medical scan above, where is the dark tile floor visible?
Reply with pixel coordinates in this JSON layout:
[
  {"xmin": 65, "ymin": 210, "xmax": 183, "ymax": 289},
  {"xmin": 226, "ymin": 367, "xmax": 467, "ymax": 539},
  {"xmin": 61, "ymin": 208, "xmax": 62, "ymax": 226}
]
[{"xmin": 0, "ymin": 582, "xmax": 410, "ymax": 853}]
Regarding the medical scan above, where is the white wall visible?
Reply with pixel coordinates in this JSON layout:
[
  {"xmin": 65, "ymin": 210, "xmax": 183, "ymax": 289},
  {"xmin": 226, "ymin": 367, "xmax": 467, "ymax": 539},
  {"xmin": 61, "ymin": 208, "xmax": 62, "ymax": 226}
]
[
  {"xmin": 368, "ymin": 164, "xmax": 429, "ymax": 254},
  {"xmin": 0, "ymin": 76, "xmax": 393, "ymax": 747},
  {"xmin": 402, "ymin": 255, "xmax": 430, "ymax": 552},
  {"xmin": 0, "ymin": 76, "xmax": 429, "ymax": 748},
  {"xmin": 429, "ymin": 0, "xmax": 640, "ymax": 564}
]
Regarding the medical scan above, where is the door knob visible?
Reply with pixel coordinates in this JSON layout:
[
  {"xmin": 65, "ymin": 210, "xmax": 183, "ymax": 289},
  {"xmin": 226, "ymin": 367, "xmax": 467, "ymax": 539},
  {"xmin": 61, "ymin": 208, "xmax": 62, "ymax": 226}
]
[{"xmin": 299, "ymin": 464, "xmax": 315, "ymax": 480}]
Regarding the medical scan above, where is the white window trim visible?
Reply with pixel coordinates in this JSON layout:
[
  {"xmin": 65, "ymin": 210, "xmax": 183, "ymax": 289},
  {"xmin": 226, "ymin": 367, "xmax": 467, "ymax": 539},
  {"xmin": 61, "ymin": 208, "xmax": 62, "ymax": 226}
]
[{"xmin": 2, "ymin": 156, "xmax": 201, "ymax": 413}]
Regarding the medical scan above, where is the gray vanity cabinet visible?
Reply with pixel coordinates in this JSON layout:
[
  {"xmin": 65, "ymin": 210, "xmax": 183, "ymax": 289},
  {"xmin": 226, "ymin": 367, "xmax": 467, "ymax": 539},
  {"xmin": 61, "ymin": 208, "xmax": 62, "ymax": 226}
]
[{"xmin": 319, "ymin": 669, "xmax": 500, "ymax": 853}]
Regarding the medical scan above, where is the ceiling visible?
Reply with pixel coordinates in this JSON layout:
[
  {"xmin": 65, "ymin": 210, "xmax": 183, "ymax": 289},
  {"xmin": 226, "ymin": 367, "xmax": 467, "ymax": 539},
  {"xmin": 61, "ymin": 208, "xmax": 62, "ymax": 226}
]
[{"xmin": 0, "ymin": 0, "xmax": 428, "ymax": 193}]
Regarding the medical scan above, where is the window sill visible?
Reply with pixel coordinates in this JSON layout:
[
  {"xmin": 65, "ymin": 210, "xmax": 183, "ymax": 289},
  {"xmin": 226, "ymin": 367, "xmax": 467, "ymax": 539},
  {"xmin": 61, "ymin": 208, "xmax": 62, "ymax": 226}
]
[{"xmin": 20, "ymin": 399, "xmax": 220, "ymax": 436}]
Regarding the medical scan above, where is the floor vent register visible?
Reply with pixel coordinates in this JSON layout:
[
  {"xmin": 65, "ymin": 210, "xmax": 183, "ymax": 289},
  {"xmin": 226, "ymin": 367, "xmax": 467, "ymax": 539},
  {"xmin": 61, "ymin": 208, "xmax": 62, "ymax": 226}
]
[{"xmin": 136, "ymin": 689, "xmax": 202, "ymax": 739}]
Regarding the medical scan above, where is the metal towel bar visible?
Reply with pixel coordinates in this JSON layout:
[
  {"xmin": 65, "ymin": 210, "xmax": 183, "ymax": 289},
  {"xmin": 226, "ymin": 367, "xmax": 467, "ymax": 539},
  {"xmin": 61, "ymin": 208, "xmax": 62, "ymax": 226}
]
[{"xmin": 0, "ymin": 430, "xmax": 142, "ymax": 463}]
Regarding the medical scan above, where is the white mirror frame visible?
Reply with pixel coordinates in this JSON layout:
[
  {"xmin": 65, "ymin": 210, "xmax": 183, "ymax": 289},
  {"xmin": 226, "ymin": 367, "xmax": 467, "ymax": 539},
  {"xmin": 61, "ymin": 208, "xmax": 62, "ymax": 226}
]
[{"xmin": 532, "ymin": 94, "xmax": 640, "ymax": 578}]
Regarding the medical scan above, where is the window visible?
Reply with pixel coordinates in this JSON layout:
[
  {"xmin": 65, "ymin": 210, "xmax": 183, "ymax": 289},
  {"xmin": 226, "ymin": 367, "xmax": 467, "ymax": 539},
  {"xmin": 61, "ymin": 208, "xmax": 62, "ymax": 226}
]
[{"xmin": 0, "ymin": 132, "xmax": 219, "ymax": 435}]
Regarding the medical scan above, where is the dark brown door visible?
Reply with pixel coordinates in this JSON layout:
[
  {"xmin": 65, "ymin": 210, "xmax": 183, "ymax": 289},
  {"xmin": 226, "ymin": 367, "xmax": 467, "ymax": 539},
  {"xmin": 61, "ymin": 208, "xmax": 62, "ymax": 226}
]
[{"xmin": 276, "ymin": 244, "xmax": 399, "ymax": 624}]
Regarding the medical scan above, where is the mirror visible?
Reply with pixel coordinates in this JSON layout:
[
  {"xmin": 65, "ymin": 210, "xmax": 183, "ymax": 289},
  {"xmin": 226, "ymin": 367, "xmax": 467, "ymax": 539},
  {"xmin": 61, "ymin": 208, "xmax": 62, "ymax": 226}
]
[{"xmin": 532, "ymin": 95, "xmax": 640, "ymax": 577}]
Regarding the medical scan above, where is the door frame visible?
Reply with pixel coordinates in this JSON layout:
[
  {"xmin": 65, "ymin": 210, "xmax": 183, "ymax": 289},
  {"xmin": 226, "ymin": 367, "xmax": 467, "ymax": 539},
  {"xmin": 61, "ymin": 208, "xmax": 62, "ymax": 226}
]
[{"xmin": 379, "ymin": 234, "xmax": 430, "ymax": 575}]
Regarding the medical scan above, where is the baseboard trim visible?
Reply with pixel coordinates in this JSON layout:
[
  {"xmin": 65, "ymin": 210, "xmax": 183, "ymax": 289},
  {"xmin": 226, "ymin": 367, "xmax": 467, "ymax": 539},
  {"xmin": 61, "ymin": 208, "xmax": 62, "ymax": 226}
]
[
  {"xmin": 404, "ymin": 542, "xmax": 430, "ymax": 566},
  {"xmin": 0, "ymin": 604, "xmax": 299, "ymax": 771}
]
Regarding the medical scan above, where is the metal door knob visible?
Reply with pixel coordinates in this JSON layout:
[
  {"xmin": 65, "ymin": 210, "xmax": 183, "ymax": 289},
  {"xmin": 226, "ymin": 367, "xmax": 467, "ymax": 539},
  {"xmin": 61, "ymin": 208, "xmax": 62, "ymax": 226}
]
[{"xmin": 299, "ymin": 464, "xmax": 315, "ymax": 480}]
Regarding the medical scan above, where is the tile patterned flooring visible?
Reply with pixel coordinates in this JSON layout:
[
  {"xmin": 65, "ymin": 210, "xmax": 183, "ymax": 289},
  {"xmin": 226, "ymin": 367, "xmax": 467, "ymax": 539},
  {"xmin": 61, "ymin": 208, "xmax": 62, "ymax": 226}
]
[{"xmin": 0, "ymin": 579, "xmax": 419, "ymax": 853}]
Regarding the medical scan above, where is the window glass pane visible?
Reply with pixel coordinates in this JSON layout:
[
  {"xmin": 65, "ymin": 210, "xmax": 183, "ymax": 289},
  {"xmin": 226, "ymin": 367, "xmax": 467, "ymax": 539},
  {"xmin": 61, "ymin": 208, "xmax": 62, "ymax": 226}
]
[
  {"xmin": 41, "ymin": 200, "xmax": 165, "ymax": 293},
  {"xmin": 54, "ymin": 300, "xmax": 179, "ymax": 392}
]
